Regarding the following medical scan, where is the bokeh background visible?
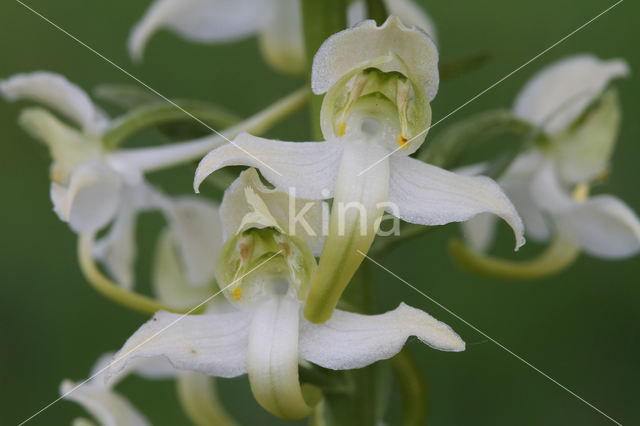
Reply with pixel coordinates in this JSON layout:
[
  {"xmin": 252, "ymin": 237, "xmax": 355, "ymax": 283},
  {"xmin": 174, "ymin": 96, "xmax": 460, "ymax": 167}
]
[{"xmin": 1, "ymin": 0, "xmax": 638, "ymax": 425}]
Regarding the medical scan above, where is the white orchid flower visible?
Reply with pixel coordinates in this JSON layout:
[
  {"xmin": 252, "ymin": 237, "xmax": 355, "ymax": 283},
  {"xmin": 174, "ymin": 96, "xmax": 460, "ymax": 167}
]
[
  {"xmin": 1, "ymin": 71, "xmax": 284, "ymax": 290},
  {"xmin": 194, "ymin": 17, "xmax": 524, "ymax": 322},
  {"xmin": 129, "ymin": 0, "xmax": 436, "ymax": 75},
  {"xmin": 109, "ymin": 168, "xmax": 465, "ymax": 421},
  {"xmin": 463, "ymin": 55, "xmax": 640, "ymax": 260}
]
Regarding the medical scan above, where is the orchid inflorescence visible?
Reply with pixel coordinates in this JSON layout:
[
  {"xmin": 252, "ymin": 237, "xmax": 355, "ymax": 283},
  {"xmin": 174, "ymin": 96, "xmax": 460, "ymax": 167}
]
[{"xmin": 3, "ymin": 0, "xmax": 639, "ymax": 425}]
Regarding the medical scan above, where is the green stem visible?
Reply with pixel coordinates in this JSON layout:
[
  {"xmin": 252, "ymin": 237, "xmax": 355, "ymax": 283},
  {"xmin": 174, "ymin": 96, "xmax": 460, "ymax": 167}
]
[
  {"xmin": 449, "ymin": 237, "xmax": 580, "ymax": 281},
  {"xmin": 109, "ymin": 87, "xmax": 309, "ymax": 173},
  {"xmin": 78, "ymin": 234, "xmax": 204, "ymax": 315},
  {"xmin": 391, "ymin": 350, "xmax": 428, "ymax": 426},
  {"xmin": 365, "ymin": 0, "xmax": 389, "ymax": 24},
  {"xmin": 301, "ymin": 0, "xmax": 348, "ymax": 140},
  {"xmin": 103, "ymin": 101, "xmax": 241, "ymax": 150}
]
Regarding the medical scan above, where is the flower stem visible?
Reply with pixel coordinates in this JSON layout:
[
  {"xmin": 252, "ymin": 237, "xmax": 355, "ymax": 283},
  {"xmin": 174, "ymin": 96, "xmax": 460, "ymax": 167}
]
[
  {"xmin": 107, "ymin": 87, "xmax": 309, "ymax": 173},
  {"xmin": 301, "ymin": 0, "xmax": 348, "ymax": 140},
  {"xmin": 78, "ymin": 234, "xmax": 204, "ymax": 315},
  {"xmin": 449, "ymin": 237, "xmax": 580, "ymax": 280},
  {"xmin": 102, "ymin": 100, "xmax": 241, "ymax": 150}
]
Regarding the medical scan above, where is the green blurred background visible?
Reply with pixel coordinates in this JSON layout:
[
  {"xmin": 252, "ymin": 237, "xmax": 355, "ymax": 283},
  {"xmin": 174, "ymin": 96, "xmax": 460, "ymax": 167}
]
[{"xmin": 1, "ymin": 0, "xmax": 638, "ymax": 425}]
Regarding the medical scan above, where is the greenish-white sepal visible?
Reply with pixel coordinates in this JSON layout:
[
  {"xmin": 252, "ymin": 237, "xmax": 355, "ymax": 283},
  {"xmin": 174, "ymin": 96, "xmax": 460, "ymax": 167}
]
[
  {"xmin": 60, "ymin": 161, "xmax": 124, "ymax": 233},
  {"xmin": 161, "ymin": 196, "xmax": 224, "ymax": 286},
  {"xmin": 248, "ymin": 297, "xmax": 318, "ymax": 420},
  {"xmin": 238, "ymin": 187, "xmax": 284, "ymax": 234},
  {"xmin": 311, "ymin": 16, "xmax": 438, "ymax": 100},
  {"xmin": 1, "ymin": 71, "xmax": 108, "ymax": 133},
  {"xmin": 258, "ymin": 0, "xmax": 305, "ymax": 76},
  {"xmin": 300, "ymin": 303, "xmax": 464, "ymax": 370},
  {"xmin": 552, "ymin": 89, "xmax": 621, "ymax": 185},
  {"xmin": 194, "ymin": 133, "xmax": 343, "ymax": 200},
  {"xmin": 152, "ymin": 228, "xmax": 219, "ymax": 309},
  {"xmin": 108, "ymin": 309, "xmax": 252, "ymax": 381},
  {"xmin": 18, "ymin": 108, "xmax": 102, "ymax": 183},
  {"xmin": 514, "ymin": 54, "xmax": 629, "ymax": 134},
  {"xmin": 128, "ymin": 0, "xmax": 271, "ymax": 62},
  {"xmin": 387, "ymin": 155, "xmax": 525, "ymax": 249}
]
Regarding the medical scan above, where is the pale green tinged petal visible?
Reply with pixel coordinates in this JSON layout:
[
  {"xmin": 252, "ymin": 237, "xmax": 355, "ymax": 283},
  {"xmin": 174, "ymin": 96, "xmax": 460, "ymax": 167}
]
[
  {"xmin": 248, "ymin": 298, "xmax": 317, "ymax": 420},
  {"xmin": 388, "ymin": 155, "xmax": 525, "ymax": 249},
  {"xmin": 162, "ymin": 197, "xmax": 224, "ymax": 286},
  {"xmin": 220, "ymin": 169, "xmax": 326, "ymax": 255},
  {"xmin": 108, "ymin": 310, "xmax": 252, "ymax": 380},
  {"xmin": 300, "ymin": 303, "xmax": 464, "ymax": 370},
  {"xmin": 128, "ymin": 0, "xmax": 270, "ymax": 62},
  {"xmin": 311, "ymin": 16, "xmax": 438, "ymax": 100},
  {"xmin": 553, "ymin": 89, "xmax": 621, "ymax": 185},
  {"xmin": 63, "ymin": 162, "xmax": 124, "ymax": 233},
  {"xmin": 1, "ymin": 71, "xmax": 108, "ymax": 133},
  {"xmin": 60, "ymin": 380, "xmax": 150, "ymax": 426},
  {"xmin": 176, "ymin": 372, "xmax": 239, "ymax": 426},
  {"xmin": 305, "ymin": 141, "xmax": 390, "ymax": 323},
  {"xmin": 554, "ymin": 195, "xmax": 640, "ymax": 259},
  {"xmin": 152, "ymin": 229, "xmax": 218, "ymax": 309},
  {"xmin": 347, "ymin": 0, "xmax": 438, "ymax": 43},
  {"xmin": 513, "ymin": 54, "xmax": 629, "ymax": 134},
  {"xmin": 194, "ymin": 133, "xmax": 343, "ymax": 200},
  {"xmin": 258, "ymin": 0, "xmax": 305, "ymax": 76},
  {"xmin": 18, "ymin": 108, "xmax": 101, "ymax": 184},
  {"xmin": 529, "ymin": 162, "xmax": 575, "ymax": 213},
  {"xmin": 92, "ymin": 197, "xmax": 137, "ymax": 290}
]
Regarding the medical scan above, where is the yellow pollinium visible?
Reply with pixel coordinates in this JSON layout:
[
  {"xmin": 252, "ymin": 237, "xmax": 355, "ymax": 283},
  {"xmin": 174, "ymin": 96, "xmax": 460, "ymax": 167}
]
[
  {"xmin": 397, "ymin": 134, "xmax": 408, "ymax": 148},
  {"xmin": 339, "ymin": 122, "xmax": 346, "ymax": 137},
  {"xmin": 233, "ymin": 286, "xmax": 242, "ymax": 301},
  {"xmin": 572, "ymin": 183, "xmax": 590, "ymax": 202}
]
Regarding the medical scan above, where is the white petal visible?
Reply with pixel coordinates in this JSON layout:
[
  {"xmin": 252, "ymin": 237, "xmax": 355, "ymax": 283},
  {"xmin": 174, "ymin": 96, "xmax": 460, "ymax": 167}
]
[
  {"xmin": 163, "ymin": 196, "xmax": 224, "ymax": 286},
  {"xmin": 248, "ymin": 298, "xmax": 313, "ymax": 420},
  {"xmin": 528, "ymin": 161, "xmax": 575, "ymax": 214},
  {"xmin": 513, "ymin": 54, "xmax": 629, "ymax": 134},
  {"xmin": 348, "ymin": 0, "xmax": 438, "ymax": 43},
  {"xmin": 312, "ymin": 16, "xmax": 438, "ymax": 100},
  {"xmin": 300, "ymin": 303, "xmax": 464, "ymax": 370},
  {"xmin": 64, "ymin": 162, "xmax": 124, "ymax": 233},
  {"xmin": 128, "ymin": 0, "xmax": 270, "ymax": 61},
  {"xmin": 108, "ymin": 309, "xmax": 251, "ymax": 380},
  {"xmin": 305, "ymin": 139, "xmax": 389, "ymax": 323},
  {"xmin": 1, "ymin": 71, "xmax": 108, "ymax": 133},
  {"xmin": 152, "ymin": 229, "xmax": 219, "ymax": 309},
  {"xmin": 258, "ymin": 0, "xmax": 305, "ymax": 76},
  {"xmin": 60, "ymin": 380, "xmax": 150, "ymax": 426},
  {"xmin": 194, "ymin": 133, "xmax": 343, "ymax": 200},
  {"xmin": 388, "ymin": 155, "xmax": 525, "ymax": 249},
  {"xmin": 220, "ymin": 168, "xmax": 326, "ymax": 255},
  {"xmin": 92, "ymin": 197, "xmax": 137, "ymax": 290},
  {"xmin": 554, "ymin": 195, "xmax": 640, "ymax": 259}
]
